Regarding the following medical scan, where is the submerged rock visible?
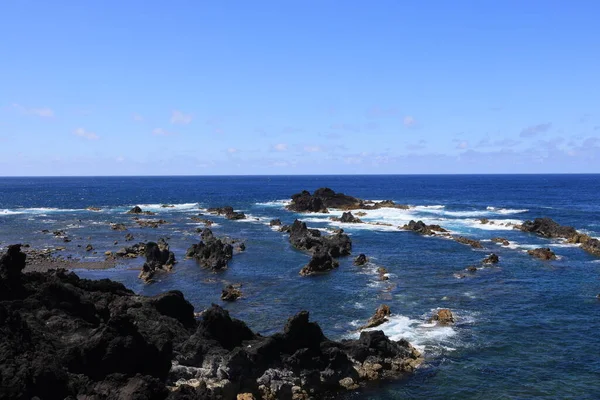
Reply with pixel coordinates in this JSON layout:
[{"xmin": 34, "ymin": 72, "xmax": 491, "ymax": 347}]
[
  {"xmin": 453, "ymin": 236, "xmax": 483, "ymax": 248},
  {"xmin": 482, "ymin": 253, "xmax": 499, "ymax": 264},
  {"xmin": 269, "ymin": 218, "xmax": 282, "ymax": 226},
  {"xmin": 491, "ymin": 237, "xmax": 510, "ymax": 246},
  {"xmin": 221, "ymin": 284, "xmax": 242, "ymax": 301},
  {"xmin": 527, "ymin": 247, "xmax": 557, "ymax": 260},
  {"xmin": 110, "ymin": 223, "xmax": 127, "ymax": 231},
  {"xmin": 331, "ymin": 211, "xmax": 363, "ymax": 223}
]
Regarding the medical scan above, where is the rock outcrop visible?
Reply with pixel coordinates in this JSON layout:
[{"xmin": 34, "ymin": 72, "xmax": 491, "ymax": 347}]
[
  {"xmin": 401, "ymin": 220, "xmax": 447, "ymax": 235},
  {"xmin": 186, "ymin": 229, "xmax": 235, "ymax": 271},
  {"xmin": 110, "ymin": 223, "xmax": 127, "ymax": 231},
  {"xmin": 453, "ymin": 236, "xmax": 483, "ymax": 249},
  {"xmin": 127, "ymin": 206, "xmax": 156, "ymax": 215},
  {"xmin": 491, "ymin": 237, "xmax": 510, "ymax": 246},
  {"xmin": 139, "ymin": 239, "xmax": 176, "ymax": 282},
  {"xmin": 0, "ymin": 246, "xmax": 425, "ymax": 399},
  {"xmin": 287, "ymin": 188, "xmax": 408, "ymax": 213},
  {"xmin": 116, "ymin": 242, "xmax": 147, "ymax": 258},
  {"xmin": 288, "ymin": 219, "xmax": 352, "ymax": 257},
  {"xmin": 482, "ymin": 253, "xmax": 499, "ymax": 264},
  {"xmin": 354, "ymin": 254, "xmax": 368, "ymax": 266},
  {"xmin": 299, "ymin": 249, "xmax": 340, "ymax": 276},
  {"xmin": 527, "ymin": 247, "xmax": 557, "ymax": 260},
  {"xmin": 429, "ymin": 309, "xmax": 455, "ymax": 325},
  {"xmin": 221, "ymin": 284, "xmax": 242, "ymax": 301},
  {"xmin": 359, "ymin": 305, "xmax": 391, "ymax": 330},
  {"xmin": 207, "ymin": 206, "xmax": 246, "ymax": 220},
  {"xmin": 518, "ymin": 217, "xmax": 578, "ymax": 238},
  {"xmin": 331, "ymin": 211, "xmax": 363, "ymax": 223}
]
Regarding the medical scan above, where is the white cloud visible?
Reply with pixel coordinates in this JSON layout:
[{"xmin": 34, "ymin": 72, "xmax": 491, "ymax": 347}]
[
  {"xmin": 132, "ymin": 113, "xmax": 144, "ymax": 122},
  {"xmin": 73, "ymin": 128, "xmax": 98, "ymax": 140},
  {"xmin": 152, "ymin": 128, "xmax": 176, "ymax": 136},
  {"xmin": 227, "ymin": 148, "xmax": 238, "ymax": 153},
  {"xmin": 304, "ymin": 145, "xmax": 322, "ymax": 153},
  {"xmin": 403, "ymin": 116, "xmax": 416, "ymax": 127},
  {"xmin": 115, "ymin": 155, "xmax": 125, "ymax": 163},
  {"xmin": 12, "ymin": 103, "xmax": 55, "ymax": 118},
  {"xmin": 456, "ymin": 141, "xmax": 469, "ymax": 149},
  {"xmin": 170, "ymin": 110, "xmax": 193, "ymax": 125},
  {"xmin": 273, "ymin": 143, "xmax": 288, "ymax": 152}
]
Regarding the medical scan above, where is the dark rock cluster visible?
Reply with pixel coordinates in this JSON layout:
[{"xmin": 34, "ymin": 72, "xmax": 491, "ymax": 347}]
[
  {"xmin": 139, "ymin": 239, "xmax": 177, "ymax": 282},
  {"xmin": 186, "ymin": 228, "xmax": 239, "ymax": 271},
  {"xmin": 518, "ymin": 217, "xmax": 600, "ymax": 257},
  {"xmin": 206, "ymin": 206, "xmax": 246, "ymax": 220},
  {"xmin": 287, "ymin": 188, "xmax": 408, "ymax": 213},
  {"xmin": 0, "ymin": 245, "xmax": 422, "ymax": 400}
]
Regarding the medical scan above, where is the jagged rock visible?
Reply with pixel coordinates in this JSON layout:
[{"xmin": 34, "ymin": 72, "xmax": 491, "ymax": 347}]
[
  {"xmin": 359, "ymin": 305, "xmax": 391, "ymax": 330},
  {"xmin": 161, "ymin": 204, "xmax": 175, "ymax": 208},
  {"xmin": 85, "ymin": 244, "xmax": 93, "ymax": 252},
  {"xmin": 483, "ymin": 253, "xmax": 499, "ymax": 264},
  {"xmin": 454, "ymin": 236, "xmax": 483, "ymax": 248},
  {"xmin": 186, "ymin": 229, "xmax": 234, "ymax": 271},
  {"xmin": 354, "ymin": 254, "xmax": 368, "ymax": 266},
  {"xmin": 86, "ymin": 206, "xmax": 101, "ymax": 211},
  {"xmin": 429, "ymin": 309, "xmax": 454, "ymax": 325},
  {"xmin": 111, "ymin": 223, "xmax": 127, "ymax": 231},
  {"xmin": 491, "ymin": 237, "xmax": 510, "ymax": 246},
  {"xmin": 287, "ymin": 188, "xmax": 409, "ymax": 213},
  {"xmin": 139, "ymin": 239, "xmax": 176, "ymax": 282},
  {"xmin": 125, "ymin": 233, "xmax": 134, "ymax": 242},
  {"xmin": 299, "ymin": 249, "xmax": 339, "ymax": 276},
  {"xmin": 402, "ymin": 220, "xmax": 447, "ymax": 235},
  {"xmin": 466, "ymin": 265, "xmax": 478, "ymax": 272},
  {"xmin": 355, "ymin": 211, "xmax": 367, "ymax": 217},
  {"xmin": 269, "ymin": 219, "xmax": 282, "ymax": 226},
  {"xmin": 518, "ymin": 217, "xmax": 578, "ymax": 238},
  {"xmin": 207, "ymin": 206, "xmax": 246, "ymax": 220},
  {"xmin": 289, "ymin": 219, "xmax": 351, "ymax": 257},
  {"xmin": 116, "ymin": 242, "xmax": 147, "ymax": 258},
  {"xmin": 191, "ymin": 216, "xmax": 214, "ymax": 226},
  {"xmin": 127, "ymin": 206, "xmax": 156, "ymax": 215},
  {"xmin": 527, "ymin": 247, "xmax": 557, "ymax": 260},
  {"xmin": 221, "ymin": 284, "xmax": 242, "ymax": 301},
  {"xmin": 480, "ymin": 218, "xmax": 490, "ymax": 224},
  {"xmin": 0, "ymin": 246, "xmax": 423, "ymax": 399},
  {"xmin": 331, "ymin": 211, "xmax": 362, "ymax": 223}
]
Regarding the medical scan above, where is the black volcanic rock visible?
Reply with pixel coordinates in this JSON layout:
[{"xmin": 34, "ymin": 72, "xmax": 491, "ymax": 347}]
[
  {"xmin": 287, "ymin": 188, "xmax": 409, "ymax": 213},
  {"xmin": 0, "ymin": 246, "xmax": 422, "ymax": 400},
  {"xmin": 354, "ymin": 253, "xmax": 368, "ymax": 266},
  {"xmin": 527, "ymin": 247, "xmax": 557, "ymax": 260},
  {"xmin": 206, "ymin": 206, "xmax": 246, "ymax": 220},
  {"xmin": 139, "ymin": 239, "xmax": 176, "ymax": 282},
  {"xmin": 288, "ymin": 219, "xmax": 352, "ymax": 257},
  {"xmin": 518, "ymin": 217, "xmax": 578, "ymax": 239},
  {"xmin": 299, "ymin": 249, "xmax": 340, "ymax": 276},
  {"xmin": 186, "ymin": 228, "xmax": 234, "ymax": 271}
]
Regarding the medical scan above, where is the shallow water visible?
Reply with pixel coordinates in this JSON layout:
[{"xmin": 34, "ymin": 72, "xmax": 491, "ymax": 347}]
[{"xmin": 1, "ymin": 175, "xmax": 599, "ymax": 399}]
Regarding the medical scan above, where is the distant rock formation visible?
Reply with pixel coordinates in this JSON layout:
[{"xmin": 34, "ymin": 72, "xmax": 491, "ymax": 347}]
[
  {"xmin": 527, "ymin": 247, "xmax": 557, "ymax": 260},
  {"xmin": 206, "ymin": 206, "xmax": 246, "ymax": 220},
  {"xmin": 287, "ymin": 188, "xmax": 408, "ymax": 213}
]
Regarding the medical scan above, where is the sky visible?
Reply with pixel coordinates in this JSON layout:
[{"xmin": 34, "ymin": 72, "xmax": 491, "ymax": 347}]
[{"xmin": 0, "ymin": 0, "xmax": 599, "ymax": 176}]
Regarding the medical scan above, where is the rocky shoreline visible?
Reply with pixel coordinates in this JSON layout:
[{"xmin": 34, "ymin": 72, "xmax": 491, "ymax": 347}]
[{"xmin": 0, "ymin": 245, "xmax": 422, "ymax": 400}]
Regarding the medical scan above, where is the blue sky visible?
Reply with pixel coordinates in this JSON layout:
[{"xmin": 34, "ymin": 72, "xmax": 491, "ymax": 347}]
[{"xmin": 0, "ymin": 1, "xmax": 598, "ymax": 175}]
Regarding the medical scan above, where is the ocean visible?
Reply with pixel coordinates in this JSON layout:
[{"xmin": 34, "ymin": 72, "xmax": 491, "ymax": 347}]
[{"xmin": 1, "ymin": 174, "xmax": 599, "ymax": 399}]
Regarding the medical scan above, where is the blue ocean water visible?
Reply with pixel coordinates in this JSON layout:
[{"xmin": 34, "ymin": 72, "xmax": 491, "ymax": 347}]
[{"xmin": 1, "ymin": 174, "xmax": 599, "ymax": 399}]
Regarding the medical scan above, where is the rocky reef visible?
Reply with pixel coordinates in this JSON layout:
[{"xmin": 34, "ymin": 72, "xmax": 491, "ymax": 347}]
[
  {"xmin": 517, "ymin": 217, "xmax": 600, "ymax": 257},
  {"xmin": 207, "ymin": 206, "xmax": 246, "ymax": 220},
  {"xmin": 287, "ymin": 188, "xmax": 408, "ymax": 213},
  {"xmin": 0, "ymin": 245, "xmax": 422, "ymax": 400},
  {"xmin": 527, "ymin": 247, "xmax": 557, "ymax": 260},
  {"xmin": 186, "ymin": 228, "xmax": 236, "ymax": 271},
  {"xmin": 139, "ymin": 239, "xmax": 176, "ymax": 282}
]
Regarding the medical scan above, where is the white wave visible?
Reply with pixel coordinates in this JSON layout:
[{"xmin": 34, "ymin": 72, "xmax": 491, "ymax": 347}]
[
  {"xmin": 412, "ymin": 205, "xmax": 445, "ymax": 210},
  {"xmin": 354, "ymin": 302, "xmax": 365, "ymax": 309},
  {"xmin": 0, "ymin": 207, "xmax": 82, "ymax": 216},
  {"xmin": 256, "ymin": 199, "xmax": 290, "ymax": 207},
  {"xmin": 460, "ymin": 218, "xmax": 523, "ymax": 231},
  {"xmin": 486, "ymin": 206, "xmax": 529, "ymax": 214}
]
